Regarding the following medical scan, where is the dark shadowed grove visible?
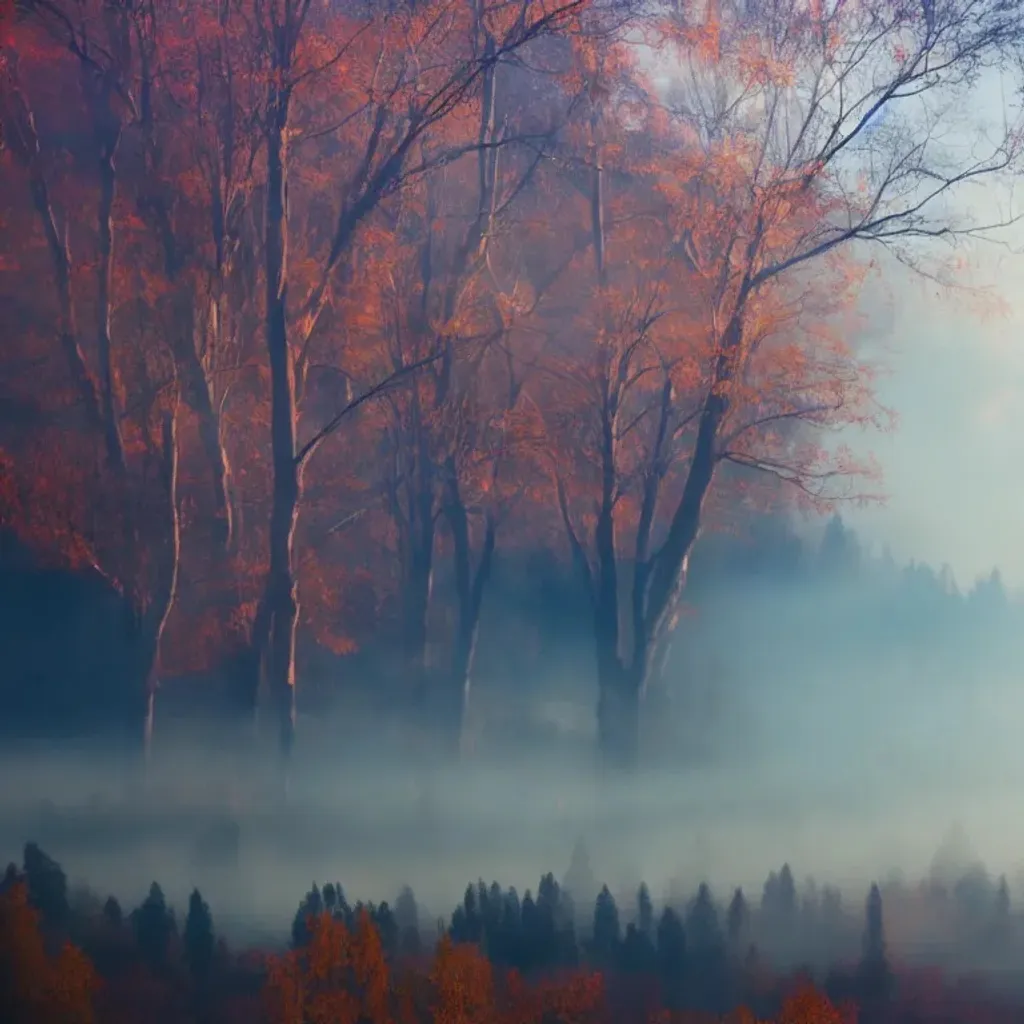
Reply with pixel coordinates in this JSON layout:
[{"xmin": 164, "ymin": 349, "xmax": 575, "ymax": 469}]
[{"xmin": 3, "ymin": 0, "xmax": 1024, "ymax": 1020}]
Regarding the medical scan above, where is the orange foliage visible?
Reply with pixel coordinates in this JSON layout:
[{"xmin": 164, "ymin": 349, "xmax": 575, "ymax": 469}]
[
  {"xmin": 775, "ymin": 982, "xmax": 857, "ymax": 1024},
  {"xmin": 261, "ymin": 913, "xmax": 862, "ymax": 1024},
  {"xmin": 0, "ymin": 882, "xmax": 97, "ymax": 1024},
  {"xmin": 4, "ymin": 0, "xmax": 958, "ymax": 734},
  {"xmin": 264, "ymin": 911, "xmax": 392, "ymax": 1024}
]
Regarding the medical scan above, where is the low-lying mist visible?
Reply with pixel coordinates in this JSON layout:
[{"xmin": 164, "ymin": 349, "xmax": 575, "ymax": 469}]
[{"xmin": 3, "ymin": 555, "xmax": 1021, "ymax": 955}]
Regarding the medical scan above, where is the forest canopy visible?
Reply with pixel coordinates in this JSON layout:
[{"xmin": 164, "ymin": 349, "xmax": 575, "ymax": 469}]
[{"xmin": 1, "ymin": 0, "xmax": 1022, "ymax": 769}]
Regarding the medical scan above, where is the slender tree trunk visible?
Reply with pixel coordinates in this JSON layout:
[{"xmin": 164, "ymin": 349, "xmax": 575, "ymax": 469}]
[
  {"xmin": 2, "ymin": 68, "xmax": 103, "ymax": 428},
  {"xmin": 586, "ymin": 105, "xmax": 639, "ymax": 770},
  {"xmin": 642, "ymin": 327, "xmax": 737, "ymax": 658},
  {"xmin": 236, "ymin": 590, "xmax": 272, "ymax": 725},
  {"xmin": 173, "ymin": 301, "xmax": 234, "ymax": 548},
  {"xmin": 263, "ymin": 84, "xmax": 300, "ymax": 775},
  {"xmin": 445, "ymin": 481, "xmax": 495, "ymax": 757},
  {"xmin": 630, "ymin": 317, "xmax": 744, "ymax": 751},
  {"xmin": 403, "ymin": 533, "xmax": 434, "ymax": 704},
  {"xmin": 122, "ymin": 612, "xmax": 160, "ymax": 768},
  {"xmin": 137, "ymin": 26, "xmax": 235, "ymax": 550},
  {"xmin": 139, "ymin": 412, "xmax": 181, "ymax": 768},
  {"xmin": 215, "ymin": 370, "xmax": 239, "ymax": 556},
  {"xmin": 593, "ymin": 442, "xmax": 624, "ymax": 766},
  {"xmin": 94, "ymin": 120, "xmax": 126, "ymax": 472}
]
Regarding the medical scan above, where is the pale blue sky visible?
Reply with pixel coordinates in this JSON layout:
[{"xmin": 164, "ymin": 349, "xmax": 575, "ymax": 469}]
[{"xmin": 844, "ymin": 240, "xmax": 1024, "ymax": 590}]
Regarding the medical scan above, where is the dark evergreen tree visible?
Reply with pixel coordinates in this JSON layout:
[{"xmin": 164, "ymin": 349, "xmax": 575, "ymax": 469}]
[
  {"xmin": 778, "ymin": 865, "xmax": 797, "ymax": 919},
  {"xmin": 726, "ymin": 887, "xmax": 749, "ymax": 949},
  {"xmin": 637, "ymin": 882, "xmax": 654, "ymax": 939},
  {"xmin": 858, "ymin": 883, "xmax": 893, "ymax": 1020},
  {"xmin": 335, "ymin": 883, "xmax": 351, "ymax": 924},
  {"xmin": 520, "ymin": 890, "xmax": 539, "ymax": 971},
  {"xmin": 591, "ymin": 886, "xmax": 620, "ymax": 967},
  {"xmin": 291, "ymin": 883, "xmax": 324, "ymax": 949},
  {"xmin": 322, "ymin": 882, "xmax": 338, "ymax": 916},
  {"xmin": 134, "ymin": 882, "xmax": 176, "ymax": 972},
  {"xmin": 537, "ymin": 872, "xmax": 573, "ymax": 968},
  {"xmin": 374, "ymin": 901, "xmax": 398, "ymax": 957},
  {"xmin": 395, "ymin": 885, "xmax": 421, "ymax": 956},
  {"xmin": 656, "ymin": 906, "xmax": 686, "ymax": 1009},
  {"xmin": 619, "ymin": 922, "xmax": 645, "ymax": 975},
  {"xmin": 459, "ymin": 883, "xmax": 482, "ymax": 944},
  {"xmin": 995, "ymin": 874, "xmax": 1010, "ymax": 926},
  {"xmin": 686, "ymin": 883, "xmax": 728, "ymax": 1015},
  {"xmin": 22, "ymin": 842, "xmax": 68, "ymax": 926},
  {"xmin": 1, "ymin": 863, "xmax": 18, "ymax": 892},
  {"xmin": 183, "ymin": 888, "xmax": 215, "ymax": 989},
  {"xmin": 621, "ymin": 913, "xmax": 656, "ymax": 976},
  {"xmin": 500, "ymin": 887, "xmax": 523, "ymax": 969},
  {"xmin": 102, "ymin": 895, "xmax": 123, "ymax": 929}
]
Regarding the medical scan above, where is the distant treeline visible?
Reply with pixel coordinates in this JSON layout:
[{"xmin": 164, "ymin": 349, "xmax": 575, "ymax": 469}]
[{"xmin": 5, "ymin": 838, "xmax": 1024, "ymax": 1024}]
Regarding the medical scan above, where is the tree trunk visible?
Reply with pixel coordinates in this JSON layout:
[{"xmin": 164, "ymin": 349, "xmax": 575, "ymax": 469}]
[
  {"xmin": 94, "ymin": 119, "xmax": 126, "ymax": 472},
  {"xmin": 642, "ymin": 332, "xmax": 735, "ymax": 657},
  {"xmin": 2, "ymin": 68, "xmax": 103, "ymax": 430},
  {"xmin": 596, "ymin": 658, "xmax": 641, "ymax": 771},
  {"xmin": 263, "ymin": 84, "xmax": 300, "ymax": 774},
  {"xmin": 446, "ymin": 490, "xmax": 495, "ymax": 758},
  {"xmin": 236, "ymin": 592, "xmax": 272, "ymax": 725},
  {"xmin": 142, "ymin": 654, "xmax": 158, "ymax": 769},
  {"xmin": 122, "ymin": 615, "xmax": 159, "ymax": 769},
  {"xmin": 624, "ymin": 318, "xmax": 744, "ymax": 759},
  {"xmin": 174, "ymin": 311, "xmax": 233, "ymax": 548},
  {"xmin": 403, "ymin": 537, "xmax": 434, "ymax": 705},
  {"xmin": 136, "ymin": 30, "xmax": 234, "ymax": 551},
  {"xmin": 140, "ymin": 411, "xmax": 181, "ymax": 768}
]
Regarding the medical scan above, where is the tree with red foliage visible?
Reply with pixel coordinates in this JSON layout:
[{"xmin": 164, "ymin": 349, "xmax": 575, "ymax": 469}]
[
  {"xmin": 239, "ymin": 0, "xmax": 589, "ymax": 773},
  {"xmin": 0, "ymin": 881, "xmax": 97, "ymax": 1024},
  {"xmin": 541, "ymin": 0, "xmax": 1024, "ymax": 766}
]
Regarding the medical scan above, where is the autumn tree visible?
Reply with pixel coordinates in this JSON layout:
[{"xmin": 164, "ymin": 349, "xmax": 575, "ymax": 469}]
[
  {"xmin": 264, "ymin": 909, "xmax": 392, "ymax": 1024},
  {"xmin": 333, "ymin": 39, "xmax": 574, "ymax": 756},
  {"xmin": 119, "ymin": 0, "xmax": 261, "ymax": 553},
  {"xmin": 543, "ymin": 0, "xmax": 1024, "ymax": 766},
  {"xmin": 240, "ymin": 0, "xmax": 588, "ymax": 773},
  {"xmin": 0, "ymin": 15, "xmax": 183, "ymax": 759},
  {"xmin": 4, "ymin": 4, "xmax": 289, "ymax": 734},
  {"xmin": 0, "ymin": 881, "xmax": 97, "ymax": 1024}
]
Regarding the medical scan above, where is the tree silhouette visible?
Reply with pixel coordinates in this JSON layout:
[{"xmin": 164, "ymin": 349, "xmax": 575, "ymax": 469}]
[
  {"xmin": 291, "ymin": 883, "xmax": 324, "ymax": 949},
  {"xmin": 637, "ymin": 882, "xmax": 654, "ymax": 940},
  {"xmin": 133, "ymin": 882, "xmax": 176, "ymax": 973},
  {"xmin": 656, "ymin": 906, "xmax": 686, "ymax": 1010},
  {"xmin": 727, "ymin": 887, "xmax": 750, "ymax": 950},
  {"xmin": 591, "ymin": 886, "xmax": 620, "ymax": 969},
  {"xmin": 183, "ymin": 888, "xmax": 215, "ymax": 991},
  {"xmin": 858, "ymin": 883, "xmax": 893, "ymax": 1020},
  {"xmin": 22, "ymin": 841, "xmax": 68, "ymax": 928},
  {"xmin": 395, "ymin": 885, "xmax": 422, "ymax": 957}
]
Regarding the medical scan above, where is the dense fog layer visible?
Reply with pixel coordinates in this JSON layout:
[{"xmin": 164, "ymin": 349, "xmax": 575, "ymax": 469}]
[{"xmin": 2, "ymin": 520, "xmax": 1021, "ymax": 953}]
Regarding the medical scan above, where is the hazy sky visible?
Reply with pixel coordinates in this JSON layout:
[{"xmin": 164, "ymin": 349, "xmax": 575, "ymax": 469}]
[
  {"xmin": 822, "ymin": 53, "xmax": 1023, "ymax": 591},
  {"xmin": 844, "ymin": 237, "xmax": 1024, "ymax": 591}
]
